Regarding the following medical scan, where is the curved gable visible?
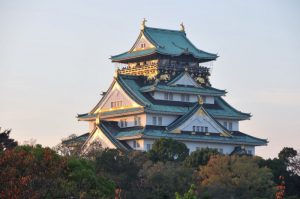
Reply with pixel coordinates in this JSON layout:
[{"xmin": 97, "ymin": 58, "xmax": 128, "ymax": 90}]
[{"xmin": 93, "ymin": 80, "xmax": 142, "ymax": 114}]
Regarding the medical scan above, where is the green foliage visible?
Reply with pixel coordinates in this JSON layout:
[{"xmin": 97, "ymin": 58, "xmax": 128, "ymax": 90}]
[
  {"xmin": 65, "ymin": 157, "xmax": 115, "ymax": 198},
  {"xmin": 0, "ymin": 145, "xmax": 115, "ymax": 199},
  {"xmin": 175, "ymin": 184, "xmax": 197, "ymax": 199},
  {"xmin": 198, "ymin": 155, "xmax": 275, "ymax": 199},
  {"xmin": 95, "ymin": 149, "xmax": 140, "ymax": 194},
  {"xmin": 147, "ymin": 138, "xmax": 189, "ymax": 162},
  {"xmin": 279, "ymin": 147, "xmax": 297, "ymax": 163},
  {"xmin": 260, "ymin": 147, "xmax": 300, "ymax": 197},
  {"xmin": 0, "ymin": 145, "xmax": 67, "ymax": 198},
  {"xmin": 53, "ymin": 134, "xmax": 84, "ymax": 157},
  {"xmin": 137, "ymin": 161, "xmax": 194, "ymax": 199},
  {"xmin": 0, "ymin": 129, "xmax": 17, "ymax": 152},
  {"xmin": 2, "ymin": 132, "xmax": 300, "ymax": 199},
  {"xmin": 184, "ymin": 148, "xmax": 219, "ymax": 168}
]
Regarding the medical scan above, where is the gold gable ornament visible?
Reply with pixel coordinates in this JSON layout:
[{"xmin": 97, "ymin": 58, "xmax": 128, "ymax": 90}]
[
  {"xmin": 95, "ymin": 117, "xmax": 100, "ymax": 125},
  {"xmin": 198, "ymin": 96, "xmax": 204, "ymax": 105},
  {"xmin": 141, "ymin": 18, "xmax": 147, "ymax": 30},
  {"xmin": 113, "ymin": 69, "xmax": 119, "ymax": 78},
  {"xmin": 180, "ymin": 22, "xmax": 185, "ymax": 32}
]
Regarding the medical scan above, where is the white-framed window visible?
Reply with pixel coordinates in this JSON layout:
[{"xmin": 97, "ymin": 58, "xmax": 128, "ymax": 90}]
[
  {"xmin": 120, "ymin": 119, "xmax": 127, "ymax": 128},
  {"xmin": 229, "ymin": 122, "xmax": 233, "ymax": 130},
  {"xmin": 146, "ymin": 144, "xmax": 152, "ymax": 151},
  {"xmin": 152, "ymin": 116, "xmax": 162, "ymax": 126},
  {"xmin": 181, "ymin": 94, "xmax": 190, "ymax": 102},
  {"xmin": 192, "ymin": 126, "xmax": 208, "ymax": 133},
  {"xmin": 223, "ymin": 121, "xmax": 228, "ymax": 129},
  {"xmin": 205, "ymin": 127, "xmax": 208, "ymax": 132},
  {"xmin": 152, "ymin": 116, "xmax": 157, "ymax": 125},
  {"xmin": 111, "ymin": 101, "xmax": 122, "ymax": 108},
  {"xmin": 134, "ymin": 116, "xmax": 141, "ymax": 126},
  {"xmin": 133, "ymin": 140, "xmax": 140, "ymax": 148},
  {"xmin": 164, "ymin": 92, "xmax": 173, "ymax": 100},
  {"xmin": 158, "ymin": 116, "xmax": 162, "ymax": 126},
  {"xmin": 140, "ymin": 43, "xmax": 146, "ymax": 48}
]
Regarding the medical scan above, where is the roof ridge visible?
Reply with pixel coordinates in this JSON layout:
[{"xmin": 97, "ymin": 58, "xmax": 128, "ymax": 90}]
[
  {"xmin": 166, "ymin": 103, "xmax": 200, "ymax": 131},
  {"xmin": 145, "ymin": 26, "xmax": 184, "ymax": 33},
  {"xmin": 217, "ymin": 97, "xmax": 251, "ymax": 117}
]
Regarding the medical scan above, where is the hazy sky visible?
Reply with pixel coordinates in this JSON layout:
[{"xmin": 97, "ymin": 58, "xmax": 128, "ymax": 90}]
[{"xmin": 0, "ymin": 0, "xmax": 299, "ymax": 158}]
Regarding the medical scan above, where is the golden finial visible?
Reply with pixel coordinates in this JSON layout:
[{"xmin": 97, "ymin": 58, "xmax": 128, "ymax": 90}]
[
  {"xmin": 198, "ymin": 96, "xmax": 204, "ymax": 105},
  {"xmin": 180, "ymin": 22, "xmax": 185, "ymax": 32},
  {"xmin": 113, "ymin": 68, "xmax": 119, "ymax": 78},
  {"xmin": 96, "ymin": 117, "xmax": 100, "ymax": 125},
  {"xmin": 141, "ymin": 18, "xmax": 147, "ymax": 30}
]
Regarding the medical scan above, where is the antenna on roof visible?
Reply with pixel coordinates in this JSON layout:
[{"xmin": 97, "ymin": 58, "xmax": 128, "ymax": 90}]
[
  {"xmin": 180, "ymin": 22, "xmax": 185, "ymax": 32},
  {"xmin": 141, "ymin": 18, "xmax": 147, "ymax": 30}
]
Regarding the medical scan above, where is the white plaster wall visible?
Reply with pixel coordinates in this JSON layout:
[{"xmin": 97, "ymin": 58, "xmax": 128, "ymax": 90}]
[
  {"xmin": 89, "ymin": 121, "xmax": 96, "ymax": 132},
  {"xmin": 217, "ymin": 119, "xmax": 239, "ymax": 131},
  {"xmin": 127, "ymin": 138, "xmax": 255, "ymax": 155},
  {"xmin": 127, "ymin": 139, "xmax": 144, "ymax": 150},
  {"xmin": 181, "ymin": 118, "xmax": 219, "ymax": 133},
  {"xmin": 152, "ymin": 91, "xmax": 214, "ymax": 104},
  {"xmin": 106, "ymin": 114, "xmax": 146, "ymax": 128},
  {"xmin": 146, "ymin": 113, "xmax": 178, "ymax": 126},
  {"xmin": 84, "ymin": 128, "xmax": 117, "ymax": 152},
  {"xmin": 204, "ymin": 96, "xmax": 214, "ymax": 104},
  {"xmin": 96, "ymin": 82, "xmax": 140, "ymax": 113},
  {"xmin": 178, "ymin": 110, "xmax": 224, "ymax": 134},
  {"xmin": 183, "ymin": 141, "xmax": 255, "ymax": 155}
]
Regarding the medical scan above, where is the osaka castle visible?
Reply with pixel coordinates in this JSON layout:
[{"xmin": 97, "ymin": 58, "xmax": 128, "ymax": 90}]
[{"xmin": 72, "ymin": 20, "xmax": 267, "ymax": 155}]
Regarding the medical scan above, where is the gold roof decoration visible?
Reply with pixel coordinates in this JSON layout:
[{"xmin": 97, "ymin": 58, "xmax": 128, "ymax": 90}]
[
  {"xmin": 180, "ymin": 22, "xmax": 185, "ymax": 32},
  {"xmin": 141, "ymin": 18, "xmax": 147, "ymax": 30},
  {"xmin": 198, "ymin": 95, "xmax": 204, "ymax": 105}
]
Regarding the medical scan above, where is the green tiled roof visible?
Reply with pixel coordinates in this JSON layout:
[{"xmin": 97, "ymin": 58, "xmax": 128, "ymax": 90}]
[
  {"xmin": 140, "ymin": 84, "xmax": 226, "ymax": 96},
  {"xmin": 111, "ymin": 48, "xmax": 156, "ymax": 61},
  {"xmin": 205, "ymin": 97, "xmax": 251, "ymax": 120},
  {"xmin": 113, "ymin": 127, "xmax": 267, "ymax": 146},
  {"xmin": 117, "ymin": 74, "xmax": 250, "ymax": 120},
  {"xmin": 99, "ymin": 107, "xmax": 144, "ymax": 117},
  {"xmin": 62, "ymin": 133, "xmax": 90, "ymax": 145},
  {"xmin": 67, "ymin": 122, "xmax": 267, "ymax": 147},
  {"xmin": 79, "ymin": 74, "xmax": 250, "ymax": 120},
  {"xmin": 111, "ymin": 27, "xmax": 217, "ymax": 62},
  {"xmin": 99, "ymin": 123, "xmax": 131, "ymax": 151},
  {"xmin": 77, "ymin": 113, "xmax": 97, "ymax": 121}
]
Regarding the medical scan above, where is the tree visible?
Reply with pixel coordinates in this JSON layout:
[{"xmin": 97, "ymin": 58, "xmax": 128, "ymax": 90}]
[
  {"xmin": 260, "ymin": 147, "xmax": 300, "ymax": 197},
  {"xmin": 184, "ymin": 148, "xmax": 219, "ymax": 168},
  {"xmin": 0, "ymin": 128, "xmax": 17, "ymax": 152},
  {"xmin": 198, "ymin": 155, "xmax": 275, "ymax": 199},
  {"xmin": 0, "ymin": 145, "xmax": 115, "ymax": 199},
  {"xmin": 0, "ymin": 145, "xmax": 67, "ymax": 198},
  {"xmin": 65, "ymin": 157, "xmax": 115, "ymax": 198},
  {"xmin": 175, "ymin": 184, "xmax": 197, "ymax": 199},
  {"xmin": 95, "ymin": 149, "xmax": 140, "ymax": 198},
  {"xmin": 137, "ymin": 161, "xmax": 194, "ymax": 199},
  {"xmin": 53, "ymin": 134, "xmax": 83, "ymax": 157},
  {"xmin": 279, "ymin": 147, "xmax": 297, "ymax": 163},
  {"xmin": 147, "ymin": 138, "xmax": 189, "ymax": 162}
]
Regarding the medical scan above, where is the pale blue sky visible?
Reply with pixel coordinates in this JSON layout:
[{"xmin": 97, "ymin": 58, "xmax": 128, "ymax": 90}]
[{"xmin": 0, "ymin": 0, "xmax": 299, "ymax": 158}]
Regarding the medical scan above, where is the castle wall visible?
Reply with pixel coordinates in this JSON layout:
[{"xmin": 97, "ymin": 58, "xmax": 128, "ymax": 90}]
[
  {"xmin": 129, "ymin": 138, "xmax": 255, "ymax": 155},
  {"xmin": 152, "ymin": 91, "xmax": 214, "ymax": 104}
]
